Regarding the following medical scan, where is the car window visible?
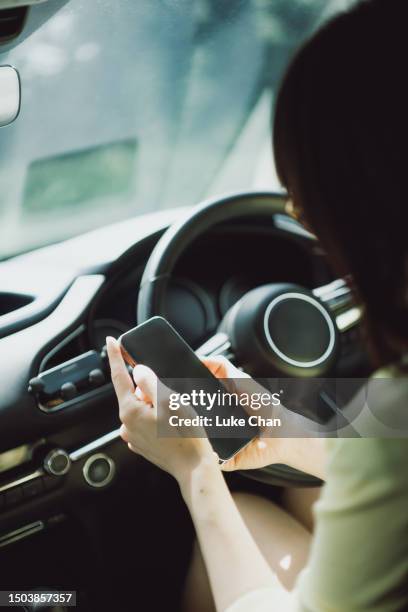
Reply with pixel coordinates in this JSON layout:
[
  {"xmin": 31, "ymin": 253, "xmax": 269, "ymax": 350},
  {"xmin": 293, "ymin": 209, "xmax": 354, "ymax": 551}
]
[{"xmin": 0, "ymin": 0, "xmax": 349, "ymax": 258}]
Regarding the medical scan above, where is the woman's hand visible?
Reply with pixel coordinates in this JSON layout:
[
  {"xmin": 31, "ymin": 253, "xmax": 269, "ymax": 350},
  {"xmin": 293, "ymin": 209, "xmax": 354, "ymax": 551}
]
[
  {"xmin": 203, "ymin": 356, "xmax": 327, "ymax": 479},
  {"xmin": 106, "ymin": 336, "xmax": 218, "ymax": 486},
  {"xmin": 107, "ymin": 336, "xmax": 326, "ymax": 482},
  {"xmin": 202, "ymin": 356, "xmax": 285, "ymax": 472}
]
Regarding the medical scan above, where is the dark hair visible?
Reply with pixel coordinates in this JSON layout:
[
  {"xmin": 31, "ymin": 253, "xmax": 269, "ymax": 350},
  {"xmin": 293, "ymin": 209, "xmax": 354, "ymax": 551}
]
[{"xmin": 273, "ymin": 0, "xmax": 408, "ymax": 366}]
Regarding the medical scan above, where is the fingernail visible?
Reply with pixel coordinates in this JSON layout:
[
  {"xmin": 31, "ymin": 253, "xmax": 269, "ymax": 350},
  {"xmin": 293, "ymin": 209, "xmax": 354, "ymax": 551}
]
[{"xmin": 106, "ymin": 336, "xmax": 115, "ymax": 345}]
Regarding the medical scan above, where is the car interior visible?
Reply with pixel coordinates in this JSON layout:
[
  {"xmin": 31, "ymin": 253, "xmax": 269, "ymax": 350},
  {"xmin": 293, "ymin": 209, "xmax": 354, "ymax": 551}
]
[{"xmin": 0, "ymin": 1, "xmax": 368, "ymax": 611}]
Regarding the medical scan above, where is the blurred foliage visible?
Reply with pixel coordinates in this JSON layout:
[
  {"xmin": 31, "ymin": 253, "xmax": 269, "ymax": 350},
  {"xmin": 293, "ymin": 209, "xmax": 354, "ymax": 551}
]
[{"xmin": 23, "ymin": 139, "xmax": 137, "ymax": 214}]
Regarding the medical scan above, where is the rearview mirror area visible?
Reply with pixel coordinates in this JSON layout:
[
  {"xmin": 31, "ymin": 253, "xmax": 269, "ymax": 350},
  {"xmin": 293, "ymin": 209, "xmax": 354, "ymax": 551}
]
[{"xmin": 0, "ymin": 65, "xmax": 20, "ymax": 127}]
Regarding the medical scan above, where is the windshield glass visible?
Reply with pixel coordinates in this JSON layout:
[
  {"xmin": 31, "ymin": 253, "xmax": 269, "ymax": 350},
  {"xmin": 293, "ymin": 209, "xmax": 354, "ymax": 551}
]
[{"xmin": 0, "ymin": 0, "xmax": 348, "ymax": 259}]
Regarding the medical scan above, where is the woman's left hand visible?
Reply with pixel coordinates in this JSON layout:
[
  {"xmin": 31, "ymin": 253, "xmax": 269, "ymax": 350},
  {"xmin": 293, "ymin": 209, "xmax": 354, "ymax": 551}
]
[{"xmin": 106, "ymin": 336, "xmax": 218, "ymax": 485}]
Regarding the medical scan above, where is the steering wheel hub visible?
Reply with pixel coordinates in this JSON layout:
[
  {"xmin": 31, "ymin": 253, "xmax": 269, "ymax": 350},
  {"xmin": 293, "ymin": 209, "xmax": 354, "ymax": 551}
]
[{"xmin": 221, "ymin": 283, "xmax": 338, "ymax": 377}]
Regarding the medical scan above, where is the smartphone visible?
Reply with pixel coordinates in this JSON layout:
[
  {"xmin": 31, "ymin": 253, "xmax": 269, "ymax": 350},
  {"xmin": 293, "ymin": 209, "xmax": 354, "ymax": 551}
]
[{"xmin": 118, "ymin": 316, "xmax": 258, "ymax": 462}]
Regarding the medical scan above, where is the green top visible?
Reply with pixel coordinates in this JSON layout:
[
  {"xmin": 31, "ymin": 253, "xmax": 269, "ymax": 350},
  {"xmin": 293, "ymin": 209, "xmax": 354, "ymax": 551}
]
[
  {"xmin": 297, "ymin": 437, "xmax": 408, "ymax": 611},
  {"xmin": 228, "ymin": 368, "xmax": 408, "ymax": 611}
]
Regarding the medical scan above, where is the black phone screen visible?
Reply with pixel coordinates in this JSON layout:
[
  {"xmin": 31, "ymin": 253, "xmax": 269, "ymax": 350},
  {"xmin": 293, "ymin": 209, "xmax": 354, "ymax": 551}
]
[{"xmin": 119, "ymin": 316, "xmax": 257, "ymax": 461}]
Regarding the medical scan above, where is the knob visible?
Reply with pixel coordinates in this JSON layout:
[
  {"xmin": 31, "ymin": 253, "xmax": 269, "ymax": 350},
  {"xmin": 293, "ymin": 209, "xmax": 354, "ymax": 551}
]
[
  {"xmin": 83, "ymin": 453, "xmax": 115, "ymax": 488},
  {"xmin": 44, "ymin": 449, "xmax": 71, "ymax": 476},
  {"xmin": 28, "ymin": 377, "xmax": 45, "ymax": 395},
  {"xmin": 88, "ymin": 368, "xmax": 105, "ymax": 386},
  {"xmin": 60, "ymin": 381, "xmax": 77, "ymax": 401}
]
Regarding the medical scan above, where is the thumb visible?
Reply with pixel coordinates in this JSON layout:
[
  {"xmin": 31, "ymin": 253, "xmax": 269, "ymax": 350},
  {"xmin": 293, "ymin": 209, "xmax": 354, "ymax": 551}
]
[
  {"xmin": 133, "ymin": 364, "xmax": 157, "ymax": 405},
  {"xmin": 202, "ymin": 356, "xmax": 248, "ymax": 379},
  {"xmin": 221, "ymin": 438, "xmax": 267, "ymax": 472}
]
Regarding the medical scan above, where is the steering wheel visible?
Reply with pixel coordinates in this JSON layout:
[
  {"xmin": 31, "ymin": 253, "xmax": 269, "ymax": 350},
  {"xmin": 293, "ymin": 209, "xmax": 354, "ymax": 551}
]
[{"xmin": 137, "ymin": 192, "xmax": 362, "ymax": 487}]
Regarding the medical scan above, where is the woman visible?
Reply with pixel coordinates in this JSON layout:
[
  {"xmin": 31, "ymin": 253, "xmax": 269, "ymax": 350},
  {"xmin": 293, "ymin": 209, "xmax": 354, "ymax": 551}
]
[{"xmin": 107, "ymin": 0, "xmax": 408, "ymax": 610}]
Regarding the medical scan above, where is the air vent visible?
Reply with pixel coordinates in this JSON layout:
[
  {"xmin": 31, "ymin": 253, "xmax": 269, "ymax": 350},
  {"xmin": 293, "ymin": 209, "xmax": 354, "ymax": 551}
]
[{"xmin": 0, "ymin": 7, "xmax": 27, "ymax": 44}]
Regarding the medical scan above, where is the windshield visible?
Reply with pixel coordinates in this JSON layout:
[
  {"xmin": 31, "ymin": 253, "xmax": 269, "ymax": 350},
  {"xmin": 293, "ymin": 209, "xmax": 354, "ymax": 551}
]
[{"xmin": 0, "ymin": 0, "xmax": 348, "ymax": 259}]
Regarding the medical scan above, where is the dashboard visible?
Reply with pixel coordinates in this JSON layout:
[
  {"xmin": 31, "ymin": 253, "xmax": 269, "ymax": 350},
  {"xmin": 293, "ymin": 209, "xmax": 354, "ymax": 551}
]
[{"xmin": 0, "ymin": 202, "xmax": 335, "ymax": 544}]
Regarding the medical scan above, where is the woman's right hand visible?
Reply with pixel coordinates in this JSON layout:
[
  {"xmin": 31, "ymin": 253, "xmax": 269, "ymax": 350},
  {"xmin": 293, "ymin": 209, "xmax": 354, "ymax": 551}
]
[
  {"xmin": 202, "ymin": 356, "xmax": 286, "ymax": 471},
  {"xmin": 203, "ymin": 356, "xmax": 327, "ymax": 479}
]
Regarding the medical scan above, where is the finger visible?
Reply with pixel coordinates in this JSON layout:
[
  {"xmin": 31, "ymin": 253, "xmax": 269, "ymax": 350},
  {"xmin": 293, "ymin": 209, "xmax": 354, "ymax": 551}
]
[
  {"xmin": 220, "ymin": 456, "xmax": 238, "ymax": 472},
  {"xmin": 133, "ymin": 364, "xmax": 158, "ymax": 405},
  {"xmin": 220, "ymin": 438, "xmax": 261, "ymax": 472},
  {"xmin": 201, "ymin": 356, "xmax": 247, "ymax": 379},
  {"xmin": 120, "ymin": 396, "xmax": 152, "ymax": 426},
  {"xmin": 106, "ymin": 336, "xmax": 134, "ymax": 402},
  {"xmin": 201, "ymin": 356, "xmax": 250, "ymax": 394},
  {"xmin": 173, "ymin": 401, "xmax": 208, "ymax": 438},
  {"xmin": 128, "ymin": 442, "xmax": 138, "ymax": 454},
  {"xmin": 201, "ymin": 357, "xmax": 227, "ymax": 378},
  {"xmin": 135, "ymin": 385, "xmax": 149, "ymax": 402},
  {"xmin": 119, "ymin": 424, "xmax": 129, "ymax": 443}
]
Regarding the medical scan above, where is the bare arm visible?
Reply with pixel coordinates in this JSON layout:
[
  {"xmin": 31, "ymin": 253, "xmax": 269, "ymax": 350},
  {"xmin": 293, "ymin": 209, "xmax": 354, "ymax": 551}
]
[
  {"xmin": 107, "ymin": 339, "xmax": 295, "ymax": 612},
  {"xmin": 179, "ymin": 461, "xmax": 294, "ymax": 611}
]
